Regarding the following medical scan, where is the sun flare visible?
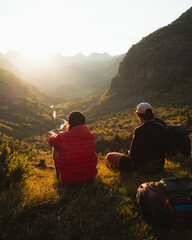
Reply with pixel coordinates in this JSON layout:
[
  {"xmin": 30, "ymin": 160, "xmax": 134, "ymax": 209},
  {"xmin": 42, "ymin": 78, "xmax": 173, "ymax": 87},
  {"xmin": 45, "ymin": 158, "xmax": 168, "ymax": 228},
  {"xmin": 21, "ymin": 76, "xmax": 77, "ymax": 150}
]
[{"xmin": 24, "ymin": 50, "xmax": 49, "ymax": 60}]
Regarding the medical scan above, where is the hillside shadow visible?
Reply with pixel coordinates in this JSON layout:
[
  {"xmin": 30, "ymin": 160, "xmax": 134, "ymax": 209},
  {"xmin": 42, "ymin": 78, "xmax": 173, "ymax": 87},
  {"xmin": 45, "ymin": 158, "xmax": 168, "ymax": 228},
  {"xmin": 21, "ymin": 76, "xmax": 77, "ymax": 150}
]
[
  {"xmin": 0, "ymin": 184, "xmax": 30, "ymax": 240},
  {"xmin": 168, "ymin": 154, "xmax": 192, "ymax": 174},
  {"xmin": 54, "ymin": 178, "xmax": 132, "ymax": 240},
  {"xmin": 4, "ymin": 158, "xmax": 192, "ymax": 240},
  {"xmin": 114, "ymin": 167, "xmax": 192, "ymax": 240}
]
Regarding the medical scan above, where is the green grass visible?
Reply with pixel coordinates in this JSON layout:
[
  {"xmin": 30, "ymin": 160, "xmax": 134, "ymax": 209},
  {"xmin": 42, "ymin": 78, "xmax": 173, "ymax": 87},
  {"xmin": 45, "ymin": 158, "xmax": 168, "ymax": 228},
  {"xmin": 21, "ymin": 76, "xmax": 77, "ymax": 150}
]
[
  {"xmin": 1, "ymin": 152, "xmax": 192, "ymax": 240},
  {"xmin": 0, "ymin": 103, "xmax": 192, "ymax": 240}
]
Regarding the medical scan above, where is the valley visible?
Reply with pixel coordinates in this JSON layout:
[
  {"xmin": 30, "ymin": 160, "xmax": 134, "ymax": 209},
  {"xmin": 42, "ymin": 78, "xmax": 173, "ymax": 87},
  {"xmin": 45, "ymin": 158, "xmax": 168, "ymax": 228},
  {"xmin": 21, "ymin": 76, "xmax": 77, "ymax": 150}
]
[
  {"xmin": 0, "ymin": 6, "xmax": 192, "ymax": 240},
  {"xmin": 0, "ymin": 52, "xmax": 125, "ymax": 100}
]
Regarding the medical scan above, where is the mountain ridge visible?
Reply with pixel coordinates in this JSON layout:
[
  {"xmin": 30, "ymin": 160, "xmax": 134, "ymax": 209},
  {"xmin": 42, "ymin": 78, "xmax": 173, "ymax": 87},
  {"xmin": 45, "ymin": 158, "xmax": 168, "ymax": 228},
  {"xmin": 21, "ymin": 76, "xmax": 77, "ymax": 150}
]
[
  {"xmin": 108, "ymin": 7, "xmax": 192, "ymax": 97},
  {"xmin": 80, "ymin": 6, "xmax": 192, "ymax": 115},
  {"xmin": 0, "ymin": 51, "xmax": 125, "ymax": 100}
]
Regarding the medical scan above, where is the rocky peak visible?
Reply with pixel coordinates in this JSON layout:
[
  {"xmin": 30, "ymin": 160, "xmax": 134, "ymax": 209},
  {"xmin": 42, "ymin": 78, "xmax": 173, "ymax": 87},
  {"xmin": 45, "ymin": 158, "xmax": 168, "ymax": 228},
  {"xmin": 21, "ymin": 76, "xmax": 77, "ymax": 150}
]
[{"xmin": 109, "ymin": 7, "xmax": 192, "ymax": 96}]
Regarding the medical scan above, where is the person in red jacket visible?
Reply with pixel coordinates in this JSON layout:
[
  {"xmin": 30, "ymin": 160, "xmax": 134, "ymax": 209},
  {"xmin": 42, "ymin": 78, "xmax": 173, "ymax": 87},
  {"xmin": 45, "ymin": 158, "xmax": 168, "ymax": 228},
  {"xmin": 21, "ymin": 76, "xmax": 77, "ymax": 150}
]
[{"xmin": 49, "ymin": 111, "xmax": 98, "ymax": 184}]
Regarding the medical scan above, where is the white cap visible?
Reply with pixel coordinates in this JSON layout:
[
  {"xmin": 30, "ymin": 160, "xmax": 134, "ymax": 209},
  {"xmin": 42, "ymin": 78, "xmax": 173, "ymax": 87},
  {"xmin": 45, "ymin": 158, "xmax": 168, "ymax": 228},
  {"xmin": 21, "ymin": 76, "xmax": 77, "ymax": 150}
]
[{"xmin": 134, "ymin": 102, "xmax": 152, "ymax": 114}]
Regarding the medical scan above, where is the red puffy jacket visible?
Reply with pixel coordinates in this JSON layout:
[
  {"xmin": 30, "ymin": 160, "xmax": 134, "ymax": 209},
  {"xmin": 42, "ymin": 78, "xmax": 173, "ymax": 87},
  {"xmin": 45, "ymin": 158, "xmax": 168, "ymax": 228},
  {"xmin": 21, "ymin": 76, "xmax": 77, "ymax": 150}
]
[{"xmin": 49, "ymin": 125, "xmax": 98, "ymax": 184}]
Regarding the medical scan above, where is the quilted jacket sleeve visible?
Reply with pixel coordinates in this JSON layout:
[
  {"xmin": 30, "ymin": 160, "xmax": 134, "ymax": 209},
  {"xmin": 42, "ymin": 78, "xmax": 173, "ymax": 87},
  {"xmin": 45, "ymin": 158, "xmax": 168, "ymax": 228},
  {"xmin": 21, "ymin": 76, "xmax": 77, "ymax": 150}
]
[{"xmin": 49, "ymin": 134, "xmax": 61, "ymax": 148}]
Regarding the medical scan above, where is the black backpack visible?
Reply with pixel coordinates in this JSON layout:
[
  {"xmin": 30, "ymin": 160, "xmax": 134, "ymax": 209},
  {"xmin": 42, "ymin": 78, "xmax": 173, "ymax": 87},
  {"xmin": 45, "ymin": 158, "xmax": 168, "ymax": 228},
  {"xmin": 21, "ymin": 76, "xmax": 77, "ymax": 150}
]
[
  {"xmin": 166, "ymin": 124, "xmax": 191, "ymax": 158},
  {"xmin": 136, "ymin": 176, "xmax": 192, "ymax": 224}
]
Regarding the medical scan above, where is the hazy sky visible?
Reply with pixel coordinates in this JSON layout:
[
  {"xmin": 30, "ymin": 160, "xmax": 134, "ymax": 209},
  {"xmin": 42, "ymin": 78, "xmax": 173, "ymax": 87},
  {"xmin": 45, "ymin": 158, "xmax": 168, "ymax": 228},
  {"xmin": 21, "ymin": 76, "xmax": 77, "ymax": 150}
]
[{"xmin": 0, "ymin": 0, "xmax": 192, "ymax": 57}]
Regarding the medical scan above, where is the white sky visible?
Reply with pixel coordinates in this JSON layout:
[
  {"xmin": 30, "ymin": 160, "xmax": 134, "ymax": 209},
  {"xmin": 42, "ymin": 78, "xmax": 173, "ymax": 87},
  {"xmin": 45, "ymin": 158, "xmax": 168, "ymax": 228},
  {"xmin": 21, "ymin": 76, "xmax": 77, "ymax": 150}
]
[{"xmin": 0, "ymin": 0, "xmax": 192, "ymax": 57}]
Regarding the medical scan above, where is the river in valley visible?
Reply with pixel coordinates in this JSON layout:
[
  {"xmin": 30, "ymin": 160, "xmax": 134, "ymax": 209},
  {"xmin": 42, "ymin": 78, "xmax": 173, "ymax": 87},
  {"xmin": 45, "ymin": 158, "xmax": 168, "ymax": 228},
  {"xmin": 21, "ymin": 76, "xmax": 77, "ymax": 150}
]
[{"xmin": 48, "ymin": 105, "xmax": 68, "ymax": 135}]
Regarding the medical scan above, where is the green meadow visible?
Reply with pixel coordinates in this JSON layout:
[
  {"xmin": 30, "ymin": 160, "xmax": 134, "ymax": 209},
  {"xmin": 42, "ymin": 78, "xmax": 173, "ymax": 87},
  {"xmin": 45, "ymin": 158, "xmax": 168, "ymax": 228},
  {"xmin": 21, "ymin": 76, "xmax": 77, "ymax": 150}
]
[{"xmin": 0, "ymin": 105, "xmax": 192, "ymax": 240}]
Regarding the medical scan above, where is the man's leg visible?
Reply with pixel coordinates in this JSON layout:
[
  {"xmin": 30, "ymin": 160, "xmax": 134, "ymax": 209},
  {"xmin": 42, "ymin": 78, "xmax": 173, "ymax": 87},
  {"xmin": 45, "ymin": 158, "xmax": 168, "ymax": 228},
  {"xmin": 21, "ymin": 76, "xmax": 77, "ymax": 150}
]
[
  {"xmin": 106, "ymin": 152, "xmax": 125, "ymax": 168},
  {"xmin": 106, "ymin": 152, "xmax": 134, "ymax": 171}
]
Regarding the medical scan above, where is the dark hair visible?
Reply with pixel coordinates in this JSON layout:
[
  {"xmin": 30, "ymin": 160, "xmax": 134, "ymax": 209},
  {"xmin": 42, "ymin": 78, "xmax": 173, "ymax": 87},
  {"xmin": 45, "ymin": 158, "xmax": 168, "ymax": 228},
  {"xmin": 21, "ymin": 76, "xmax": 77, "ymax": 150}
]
[
  {"xmin": 68, "ymin": 111, "xmax": 86, "ymax": 130},
  {"xmin": 138, "ymin": 108, "xmax": 153, "ymax": 120}
]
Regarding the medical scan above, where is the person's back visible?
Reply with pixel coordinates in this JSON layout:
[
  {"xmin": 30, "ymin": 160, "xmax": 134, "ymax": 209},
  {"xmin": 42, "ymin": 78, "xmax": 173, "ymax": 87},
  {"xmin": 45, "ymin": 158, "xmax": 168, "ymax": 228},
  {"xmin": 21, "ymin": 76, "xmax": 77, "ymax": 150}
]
[
  {"xmin": 106, "ymin": 102, "xmax": 170, "ymax": 174},
  {"xmin": 49, "ymin": 111, "xmax": 98, "ymax": 184},
  {"xmin": 130, "ymin": 121, "xmax": 169, "ymax": 173}
]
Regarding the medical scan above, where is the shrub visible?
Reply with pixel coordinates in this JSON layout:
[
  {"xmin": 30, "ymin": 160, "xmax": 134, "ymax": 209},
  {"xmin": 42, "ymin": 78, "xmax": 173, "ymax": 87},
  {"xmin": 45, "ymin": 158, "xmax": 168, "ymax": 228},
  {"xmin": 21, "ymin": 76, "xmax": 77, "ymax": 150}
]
[{"xmin": 0, "ymin": 140, "xmax": 29, "ymax": 188}]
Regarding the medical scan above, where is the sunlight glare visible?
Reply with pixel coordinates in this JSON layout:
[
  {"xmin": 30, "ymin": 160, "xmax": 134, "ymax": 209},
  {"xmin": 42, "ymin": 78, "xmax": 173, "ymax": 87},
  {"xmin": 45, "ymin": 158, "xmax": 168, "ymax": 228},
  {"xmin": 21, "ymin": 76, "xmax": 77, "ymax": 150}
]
[{"xmin": 25, "ymin": 50, "xmax": 48, "ymax": 61}]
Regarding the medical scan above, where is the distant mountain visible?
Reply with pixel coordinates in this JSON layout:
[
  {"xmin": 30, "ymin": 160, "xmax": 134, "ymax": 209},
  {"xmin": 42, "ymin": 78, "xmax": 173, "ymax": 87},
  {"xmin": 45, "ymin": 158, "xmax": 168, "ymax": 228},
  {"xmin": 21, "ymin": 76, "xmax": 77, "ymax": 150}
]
[
  {"xmin": 90, "ymin": 7, "xmax": 192, "ymax": 112},
  {"xmin": 0, "ymin": 68, "xmax": 63, "ymax": 138},
  {"xmin": 89, "ymin": 52, "xmax": 111, "ymax": 61},
  {"xmin": 0, "ymin": 51, "xmax": 125, "ymax": 100},
  {"xmin": 0, "ymin": 68, "xmax": 44, "ymax": 100},
  {"xmin": 0, "ymin": 58, "xmax": 20, "ymax": 76}
]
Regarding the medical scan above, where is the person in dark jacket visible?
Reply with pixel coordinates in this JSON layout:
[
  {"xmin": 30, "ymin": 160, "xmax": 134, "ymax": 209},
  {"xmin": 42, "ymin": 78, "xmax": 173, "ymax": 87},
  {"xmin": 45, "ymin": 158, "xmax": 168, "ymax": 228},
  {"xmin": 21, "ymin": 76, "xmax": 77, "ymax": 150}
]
[
  {"xmin": 106, "ymin": 103, "xmax": 170, "ymax": 174},
  {"xmin": 49, "ymin": 111, "xmax": 98, "ymax": 184}
]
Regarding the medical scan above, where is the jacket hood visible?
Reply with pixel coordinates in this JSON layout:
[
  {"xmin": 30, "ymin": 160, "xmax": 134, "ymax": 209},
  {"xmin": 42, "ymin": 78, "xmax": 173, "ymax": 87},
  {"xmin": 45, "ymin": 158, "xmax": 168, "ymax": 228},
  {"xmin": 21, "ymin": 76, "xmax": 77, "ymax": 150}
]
[{"xmin": 69, "ymin": 125, "xmax": 95, "ymax": 139}]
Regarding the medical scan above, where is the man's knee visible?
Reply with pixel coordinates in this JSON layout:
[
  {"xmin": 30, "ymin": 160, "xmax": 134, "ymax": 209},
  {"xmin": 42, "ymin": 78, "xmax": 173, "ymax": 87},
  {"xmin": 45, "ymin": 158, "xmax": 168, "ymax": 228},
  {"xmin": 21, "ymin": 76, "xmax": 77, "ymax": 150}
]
[
  {"xmin": 106, "ymin": 152, "xmax": 112, "ymax": 162},
  {"xmin": 105, "ymin": 152, "xmax": 122, "ymax": 168},
  {"xmin": 106, "ymin": 152, "xmax": 117, "ymax": 163}
]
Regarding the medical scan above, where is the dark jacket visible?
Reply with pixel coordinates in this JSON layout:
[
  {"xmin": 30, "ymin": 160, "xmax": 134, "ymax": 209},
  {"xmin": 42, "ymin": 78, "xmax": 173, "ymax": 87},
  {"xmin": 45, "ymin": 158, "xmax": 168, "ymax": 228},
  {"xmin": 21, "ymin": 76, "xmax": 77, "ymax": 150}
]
[{"xmin": 130, "ymin": 121, "xmax": 170, "ymax": 173}]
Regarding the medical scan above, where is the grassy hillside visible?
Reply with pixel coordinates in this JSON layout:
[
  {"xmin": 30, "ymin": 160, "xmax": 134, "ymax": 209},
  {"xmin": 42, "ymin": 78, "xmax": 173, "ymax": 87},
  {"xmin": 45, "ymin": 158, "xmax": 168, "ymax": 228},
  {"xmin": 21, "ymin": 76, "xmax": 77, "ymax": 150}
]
[
  {"xmin": 0, "ymin": 90, "xmax": 192, "ymax": 239},
  {"xmin": 0, "ymin": 68, "xmax": 57, "ymax": 138},
  {"xmin": 0, "ymin": 129, "xmax": 192, "ymax": 240},
  {"xmin": 0, "ymin": 58, "xmax": 20, "ymax": 76},
  {"xmin": 0, "ymin": 68, "xmax": 65, "ymax": 104}
]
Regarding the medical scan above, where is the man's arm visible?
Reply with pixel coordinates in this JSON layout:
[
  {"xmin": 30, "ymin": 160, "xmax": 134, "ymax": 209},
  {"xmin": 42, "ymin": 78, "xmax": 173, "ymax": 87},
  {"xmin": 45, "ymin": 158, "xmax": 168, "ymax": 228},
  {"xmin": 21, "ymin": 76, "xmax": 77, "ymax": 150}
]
[
  {"xmin": 49, "ymin": 134, "xmax": 60, "ymax": 148},
  {"xmin": 129, "ymin": 129, "xmax": 141, "ymax": 168}
]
